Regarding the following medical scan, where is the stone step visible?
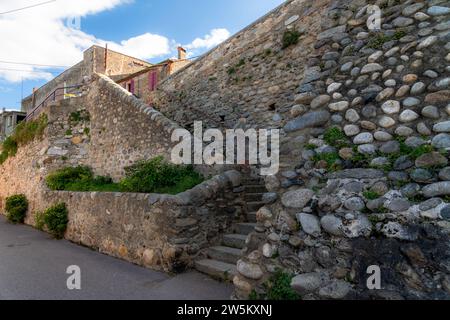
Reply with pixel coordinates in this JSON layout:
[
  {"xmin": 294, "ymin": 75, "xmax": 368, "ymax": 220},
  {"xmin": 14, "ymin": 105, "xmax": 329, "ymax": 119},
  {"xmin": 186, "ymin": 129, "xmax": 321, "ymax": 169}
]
[
  {"xmin": 234, "ymin": 222, "xmax": 256, "ymax": 235},
  {"xmin": 208, "ymin": 246, "xmax": 242, "ymax": 264},
  {"xmin": 247, "ymin": 212, "xmax": 257, "ymax": 223},
  {"xmin": 195, "ymin": 259, "xmax": 237, "ymax": 281},
  {"xmin": 247, "ymin": 201, "xmax": 265, "ymax": 212},
  {"xmin": 245, "ymin": 185, "xmax": 267, "ymax": 193},
  {"xmin": 244, "ymin": 193, "xmax": 264, "ymax": 202},
  {"xmin": 223, "ymin": 234, "xmax": 248, "ymax": 249}
]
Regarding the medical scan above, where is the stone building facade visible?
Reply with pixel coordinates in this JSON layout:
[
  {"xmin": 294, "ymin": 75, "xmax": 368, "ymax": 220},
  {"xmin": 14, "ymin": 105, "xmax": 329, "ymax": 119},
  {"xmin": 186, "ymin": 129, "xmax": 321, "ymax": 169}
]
[
  {"xmin": 21, "ymin": 45, "xmax": 152, "ymax": 116},
  {"xmin": 116, "ymin": 47, "xmax": 191, "ymax": 105}
]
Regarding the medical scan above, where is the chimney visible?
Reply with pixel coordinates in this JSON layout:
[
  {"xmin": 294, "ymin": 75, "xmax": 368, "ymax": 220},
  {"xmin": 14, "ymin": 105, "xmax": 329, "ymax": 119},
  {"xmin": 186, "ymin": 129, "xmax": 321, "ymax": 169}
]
[{"xmin": 177, "ymin": 46, "xmax": 187, "ymax": 60}]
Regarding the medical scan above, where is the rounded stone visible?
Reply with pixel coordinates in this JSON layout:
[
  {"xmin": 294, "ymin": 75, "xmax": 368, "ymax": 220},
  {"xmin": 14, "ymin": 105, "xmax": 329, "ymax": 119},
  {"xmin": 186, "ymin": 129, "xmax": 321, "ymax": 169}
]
[
  {"xmin": 344, "ymin": 197, "xmax": 365, "ymax": 211},
  {"xmin": 311, "ymin": 95, "xmax": 331, "ymax": 109},
  {"xmin": 402, "ymin": 97, "xmax": 420, "ymax": 108},
  {"xmin": 439, "ymin": 167, "xmax": 450, "ymax": 181},
  {"xmin": 291, "ymin": 105, "xmax": 306, "ymax": 117},
  {"xmin": 379, "ymin": 116, "xmax": 396, "ymax": 128},
  {"xmin": 381, "ymin": 100, "xmax": 401, "ymax": 114},
  {"xmin": 353, "ymin": 132, "xmax": 374, "ymax": 145},
  {"xmin": 399, "ymin": 110, "xmax": 420, "ymax": 123},
  {"xmin": 396, "ymin": 85, "xmax": 410, "ymax": 97},
  {"xmin": 401, "ymin": 183, "xmax": 421, "ymax": 198},
  {"xmin": 411, "ymin": 168, "xmax": 435, "ymax": 183},
  {"xmin": 329, "ymin": 101, "xmax": 349, "ymax": 112},
  {"xmin": 281, "ymin": 189, "xmax": 314, "ymax": 209},
  {"xmin": 237, "ymin": 260, "xmax": 264, "ymax": 280},
  {"xmin": 345, "ymin": 109, "xmax": 360, "ymax": 123},
  {"xmin": 411, "ymin": 82, "xmax": 426, "ymax": 95},
  {"xmin": 432, "ymin": 134, "xmax": 450, "ymax": 149},
  {"xmin": 297, "ymin": 213, "xmax": 321, "ymax": 236},
  {"xmin": 320, "ymin": 215, "xmax": 343, "ymax": 236},
  {"xmin": 380, "ymin": 141, "xmax": 400, "ymax": 154},
  {"xmin": 374, "ymin": 131, "xmax": 393, "ymax": 142},
  {"xmin": 422, "ymin": 106, "xmax": 440, "ymax": 119},
  {"xmin": 344, "ymin": 124, "xmax": 360, "ymax": 136},
  {"xmin": 395, "ymin": 126, "xmax": 414, "ymax": 137},
  {"xmin": 434, "ymin": 121, "xmax": 450, "ymax": 133},
  {"xmin": 403, "ymin": 74, "xmax": 418, "ymax": 84}
]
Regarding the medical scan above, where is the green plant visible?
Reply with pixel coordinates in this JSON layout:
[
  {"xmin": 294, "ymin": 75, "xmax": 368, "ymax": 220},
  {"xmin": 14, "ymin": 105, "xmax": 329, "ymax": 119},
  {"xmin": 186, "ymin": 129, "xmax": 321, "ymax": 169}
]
[
  {"xmin": 227, "ymin": 67, "xmax": 236, "ymax": 75},
  {"xmin": 313, "ymin": 152, "xmax": 341, "ymax": 171},
  {"xmin": 324, "ymin": 127, "xmax": 347, "ymax": 146},
  {"xmin": 248, "ymin": 290, "xmax": 260, "ymax": 300},
  {"xmin": 43, "ymin": 203, "xmax": 68, "ymax": 239},
  {"xmin": 65, "ymin": 129, "xmax": 73, "ymax": 136},
  {"xmin": 35, "ymin": 211, "xmax": 46, "ymax": 231},
  {"xmin": 236, "ymin": 58, "xmax": 246, "ymax": 68},
  {"xmin": 282, "ymin": 30, "xmax": 300, "ymax": 49},
  {"xmin": 45, "ymin": 166, "xmax": 119, "ymax": 192},
  {"xmin": 119, "ymin": 156, "xmax": 204, "ymax": 194},
  {"xmin": 5, "ymin": 194, "xmax": 28, "ymax": 224},
  {"xmin": 263, "ymin": 270, "xmax": 300, "ymax": 300},
  {"xmin": 363, "ymin": 191, "xmax": 380, "ymax": 200},
  {"xmin": 46, "ymin": 166, "xmax": 94, "ymax": 191},
  {"xmin": 367, "ymin": 30, "xmax": 406, "ymax": 49},
  {"xmin": 45, "ymin": 157, "xmax": 204, "ymax": 195},
  {"xmin": 69, "ymin": 110, "xmax": 90, "ymax": 124},
  {"xmin": 0, "ymin": 114, "xmax": 47, "ymax": 165}
]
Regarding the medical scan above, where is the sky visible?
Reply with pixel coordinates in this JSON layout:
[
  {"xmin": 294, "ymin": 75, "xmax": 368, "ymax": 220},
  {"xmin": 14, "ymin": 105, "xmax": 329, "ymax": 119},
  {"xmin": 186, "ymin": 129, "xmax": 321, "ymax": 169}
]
[{"xmin": 0, "ymin": 0, "xmax": 285, "ymax": 110}]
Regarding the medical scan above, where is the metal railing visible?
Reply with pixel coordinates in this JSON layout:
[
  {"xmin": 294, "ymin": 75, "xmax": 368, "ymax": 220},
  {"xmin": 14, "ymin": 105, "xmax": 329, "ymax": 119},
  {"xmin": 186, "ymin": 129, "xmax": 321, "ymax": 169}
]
[{"xmin": 25, "ymin": 84, "xmax": 84, "ymax": 121}]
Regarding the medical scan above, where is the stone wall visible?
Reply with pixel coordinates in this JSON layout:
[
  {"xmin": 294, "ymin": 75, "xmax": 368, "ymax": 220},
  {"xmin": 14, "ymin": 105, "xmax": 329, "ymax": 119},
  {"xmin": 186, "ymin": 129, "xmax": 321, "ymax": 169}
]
[
  {"xmin": 153, "ymin": 0, "xmax": 332, "ymax": 130},
  {"xmin": 1, "ymin": 76, "xmax": 245, "ymax": 272},
  {"xmin": 232, "ymin": 0, "xmax": 450, "ymax": 300},
  {"xmin": 32, "ymin": 170, "xmax": 244, "ymax": 272}
]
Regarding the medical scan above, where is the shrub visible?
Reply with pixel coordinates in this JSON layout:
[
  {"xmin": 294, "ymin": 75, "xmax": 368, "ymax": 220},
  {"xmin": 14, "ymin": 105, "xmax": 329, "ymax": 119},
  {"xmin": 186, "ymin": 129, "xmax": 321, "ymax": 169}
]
[
  {"xmin": 282, "ymin": 30, "xmax": 300, "ymax": 49},
  {"xmin": 5, "ymin": 194, "xmax": 28, "ymax": 224},
  {"xmin": 43, "ymin": 203, "xmax": 68, "ymax": 239},
  {"xmin": 313, "ymin": 152, "xmax": 341, "ymax": 171},
  {"xmin": 264, "ymin": 270, "xmax": 300, "ymax": 300},
  {"xmin": 46, "ymin": 166, "xmax": 94, "ymax": 191},
  {"xmin": 119, "ymin": 156, "xmax": 204, "ymax": 194}
]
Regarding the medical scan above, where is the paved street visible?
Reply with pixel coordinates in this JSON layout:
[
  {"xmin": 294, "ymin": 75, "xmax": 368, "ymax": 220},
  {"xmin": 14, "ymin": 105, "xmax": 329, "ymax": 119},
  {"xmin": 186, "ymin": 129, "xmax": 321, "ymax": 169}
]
[{"xmin": 0, "ymin": 215, "xmax": 233, "ymax": 300}]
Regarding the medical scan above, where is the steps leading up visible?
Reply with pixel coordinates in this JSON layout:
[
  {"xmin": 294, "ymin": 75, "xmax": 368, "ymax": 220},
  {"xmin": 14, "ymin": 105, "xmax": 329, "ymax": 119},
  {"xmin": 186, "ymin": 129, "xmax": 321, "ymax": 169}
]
[
  {"xmin": 195, "ymin": 259, "xmax": 237, "ymax": 281},
  {"xmin": 234, "ymin": 222, "xmax": 256, "ymax": 235},
  {"xmin": 208, "ymin": 246, "xmax": 242, "ymax": 264},
  {"xmin": 223, "ymin": 234, "xmax": 248, "ymax": 249},
  {"xmin": 194, "ymin": 174, "xmax": 267, "ymax": 282}
]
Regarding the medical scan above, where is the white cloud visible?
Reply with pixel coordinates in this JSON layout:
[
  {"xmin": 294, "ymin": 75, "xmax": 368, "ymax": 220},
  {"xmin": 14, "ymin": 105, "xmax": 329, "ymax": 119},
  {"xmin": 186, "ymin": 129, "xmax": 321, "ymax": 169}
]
[
  {"xmin": 0, "ymin": 0, "xmax": 170, "ymax": 82},
  {"xmin": 185, "ymin": 28, "xmax": 231, "ymax": 53},
  {"xmin": 104, "ymin": 33, "xmax": 171, "ymax": 60},
  {"xmin": 0, "ymin": 0, "xmax": 230, "ymax": 83}
]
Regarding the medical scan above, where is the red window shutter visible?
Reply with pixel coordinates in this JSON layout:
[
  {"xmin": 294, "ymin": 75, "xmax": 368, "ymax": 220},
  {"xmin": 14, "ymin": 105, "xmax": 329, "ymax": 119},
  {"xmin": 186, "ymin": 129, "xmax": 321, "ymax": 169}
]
[
  {"xmin": 130, "ymin": 79, "xmax": 135, "ymax": 94},
  {"xmin": 149, "ymin": 71, "xmax": 158, "ymax": 91}
]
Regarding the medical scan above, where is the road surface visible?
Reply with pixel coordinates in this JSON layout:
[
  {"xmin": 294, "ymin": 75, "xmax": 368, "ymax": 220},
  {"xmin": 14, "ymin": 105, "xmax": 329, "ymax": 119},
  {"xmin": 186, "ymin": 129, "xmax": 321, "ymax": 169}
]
[{"xmin": 0, "ymin": 215, "xmax": 233, "ymax": 300}]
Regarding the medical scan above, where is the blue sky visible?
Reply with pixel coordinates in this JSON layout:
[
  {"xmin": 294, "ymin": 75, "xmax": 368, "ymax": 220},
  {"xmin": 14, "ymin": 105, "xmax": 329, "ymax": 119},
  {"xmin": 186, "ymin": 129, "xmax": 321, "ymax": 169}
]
[{"xmin": 0, "ymin": 0, "xmax": 285, "ymax": 110}]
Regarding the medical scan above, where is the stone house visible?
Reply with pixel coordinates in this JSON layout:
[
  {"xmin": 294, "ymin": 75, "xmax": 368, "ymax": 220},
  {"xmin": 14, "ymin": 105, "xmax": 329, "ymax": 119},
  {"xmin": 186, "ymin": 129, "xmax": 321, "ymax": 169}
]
[
  {"xmin": 0, "ymin": 108, "xmax": 26, "ymax": 142},
  {"xmin": 21, "ymin": 45, "xmax": 153, "ymax": 118},
  {"xmin": 116, "ymin": 47, "xmax": 190, "ymax": 105}
]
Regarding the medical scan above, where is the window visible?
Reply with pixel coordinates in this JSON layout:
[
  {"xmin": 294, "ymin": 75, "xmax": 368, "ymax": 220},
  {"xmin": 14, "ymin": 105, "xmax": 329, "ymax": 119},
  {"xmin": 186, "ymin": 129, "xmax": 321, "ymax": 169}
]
[{"xmin": 149, "ymin": 71, "xmax": 158, "ymax": 92}]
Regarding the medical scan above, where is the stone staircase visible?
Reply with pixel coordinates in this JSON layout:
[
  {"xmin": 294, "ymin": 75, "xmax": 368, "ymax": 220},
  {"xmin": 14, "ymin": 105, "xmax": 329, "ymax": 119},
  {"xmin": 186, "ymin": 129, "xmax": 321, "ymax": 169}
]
[{"xmin": 194, "ymin": 176, "xmax": 267, "ymax": 281}]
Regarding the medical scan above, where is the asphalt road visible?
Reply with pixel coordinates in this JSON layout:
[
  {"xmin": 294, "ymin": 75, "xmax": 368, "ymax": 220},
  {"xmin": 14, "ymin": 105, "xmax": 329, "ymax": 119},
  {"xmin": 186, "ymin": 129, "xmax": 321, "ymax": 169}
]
[{"xmin": 0, "ymin": 215, "xmax": 233, "ymax": 300}]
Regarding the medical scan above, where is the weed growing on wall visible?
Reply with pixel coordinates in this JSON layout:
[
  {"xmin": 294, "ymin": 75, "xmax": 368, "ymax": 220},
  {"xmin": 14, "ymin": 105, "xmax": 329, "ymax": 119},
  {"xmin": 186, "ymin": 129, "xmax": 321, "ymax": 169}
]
[
  {"xmin": 249, "ymin": 270, "xmax": 300, "ymax": 300},
  {"xmin": 282, "ymin": 30, "xmax": 300, "ymax": 49},
  {"xmin": 45, "ymin": 156, "xmax": 204, "ymax": 195},
  {"xmin": 0, "ymin": 114, "xmax": 47, "ymax": 165},
  {"xmin": 120, "ymin": 156, "xmax": 204, "ymax": 194},
  {"xmin": 5, "ymin": 194, "xmax": 29, "ymax": 224}
]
